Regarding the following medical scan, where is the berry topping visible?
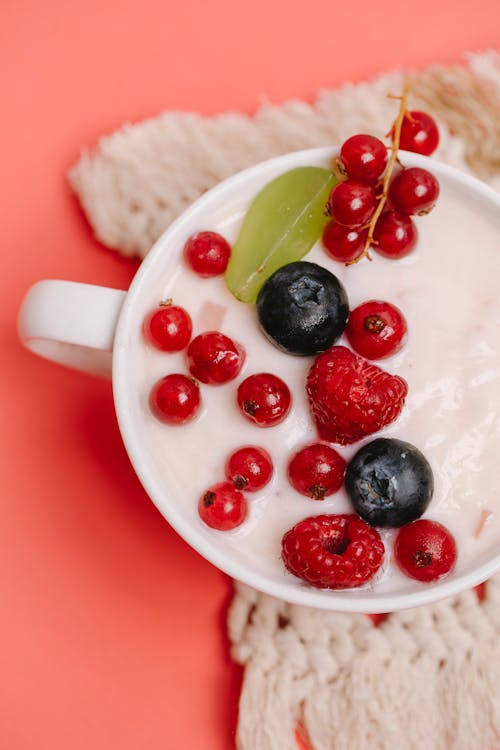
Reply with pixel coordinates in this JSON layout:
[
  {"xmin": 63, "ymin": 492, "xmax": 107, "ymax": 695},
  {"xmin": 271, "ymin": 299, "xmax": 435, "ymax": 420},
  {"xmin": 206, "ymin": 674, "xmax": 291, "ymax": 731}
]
[
  {"xmin": 287, "ymin": 443, "xmax": 346, "ymax": 500},
  {"xmin": 183, "ymin": 231, "xmax": 231, "ymax": 277},
  {"xmin": 144, "ymin": 302, "xmax": 192, "ymax": 352},
  {"xmin": 394, "ymin": 519, "xmax": 457, "ymax": 582},
  {"xmin": 345, "ymin": 300, "xmax": 407, "ymax": 360},
  {"xmin": 389, "ymin": 167, "xmax": 440, "ymax": 216},
  {"xmin": 237, "ymin": 373, "xmax": 291, "ymax": 427},
  {"xmin": 198, "ymin": 481, "xmax": 248, "ymax": 530},
  {"xmin": 399, "ymin": 111, "xmax": 439, "ymax": 156},
  {"xmin": 225, "ymin": 446, "xmax": 273, "ymax": 492},
  {"xmin": 306, "ymin": 346, "xmax": 408, "ymax": 445},
  {"xmin": 150, "ymin": 374, "xmax": 201, "ymax": 424},
  {"xmin": 373, "ymin": 210, "xmax": 418, "ymax": 259},
  {"xmin": 281, "ymin": 514, "xmax": 385, "ymax": 589},
  {"xmin": 328, "ymin": 180, "xmax": 377, "ymax": 227},
  {"xmin": 187, "ymin": 331, "xmax": 245, "ymax": 384},
  {"xmin": 339, "ymin": 134, "xmax": 388, "ymax": 183},
  {"xmin": 256, "ymin": 261, "xmax": 349, "ymax": 356},
  {"xmin": 345, "ymin": 438, "xmax": 434, "ymax": 528},
  {"xmin": 322, "ymin": 221, "xmax": 368, "ymax": 263}
]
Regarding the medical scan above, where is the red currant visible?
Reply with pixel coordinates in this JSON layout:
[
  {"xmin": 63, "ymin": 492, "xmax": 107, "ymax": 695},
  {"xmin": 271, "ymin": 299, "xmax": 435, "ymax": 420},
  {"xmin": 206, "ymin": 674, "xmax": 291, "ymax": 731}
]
[
  {"xmin": 328, "ymin": 180, "xmax": 377, "ymax": 227},
  {"xmin": 340, "ymin": 134, "xmax": 388, "ymax": 183},
  {"xmin": 225, "ymin": 446, "xmax": 273, "ymax": 492},
  {"xmin": 287, "ymin": 443, "xmax": 346, "ymax": 500},
  {"xmin": 187, "ymin": 331, "xmax": 245, "ymax": 384},
  {"xmin": 322, "ymin": 220, "xmax": 367, "ymax": 263},
  {"xmin": 345, "ymin": 300, "xmax": 407, "ymax": 360},
  {"xmin": 389, "ymin": 167, "xmax": 439, "ymax": 216},
  {"xmin": 237, "ymin": 373, "xmax": 291, "ymax": 427},
  {"xmin": 394, "ymin": 519, "xmax": 457, "ymax": 582},
  {"xmin": 144, "ymin": 302, "xmax": 192, "ymax": 352},
  {"xmin": 373, "ymin": 210, "xmax": 417, "ymax": 259},
  {"xmin": 198, "ymin": 481, "xmax": 247, "ymax": 530},
  {"xmin": 150, "ymin": 374, "xmax": 200, "ymax": 424},
  {"xmin": 183, "ymin": 231, "xmax": 231, "ymax": 277},
  {"xmin": 399, "ymin": 110, "xmax": 439, "ymax": 156}
]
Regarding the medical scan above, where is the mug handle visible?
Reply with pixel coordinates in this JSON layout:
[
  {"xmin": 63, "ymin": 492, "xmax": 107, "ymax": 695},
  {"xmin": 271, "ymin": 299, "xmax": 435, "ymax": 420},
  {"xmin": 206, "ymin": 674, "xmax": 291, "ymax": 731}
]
[{"xmin": 18, "ymin": 280, "xmax": 127, "ymax": 379}]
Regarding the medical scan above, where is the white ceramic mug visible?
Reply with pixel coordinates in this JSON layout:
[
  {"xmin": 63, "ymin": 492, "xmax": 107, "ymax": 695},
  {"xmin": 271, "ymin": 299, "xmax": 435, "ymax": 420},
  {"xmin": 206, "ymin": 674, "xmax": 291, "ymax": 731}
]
[{"xmin": 18, "ymin": 147, "xmax": 500, "ymax": 613}]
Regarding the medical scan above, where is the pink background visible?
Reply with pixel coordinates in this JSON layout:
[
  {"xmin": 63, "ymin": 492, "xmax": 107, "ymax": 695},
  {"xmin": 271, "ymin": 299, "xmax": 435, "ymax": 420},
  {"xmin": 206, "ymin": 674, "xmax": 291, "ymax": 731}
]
[{"xmin": 2, "ymin": 2, "xmax": 498, "ymax": 747}]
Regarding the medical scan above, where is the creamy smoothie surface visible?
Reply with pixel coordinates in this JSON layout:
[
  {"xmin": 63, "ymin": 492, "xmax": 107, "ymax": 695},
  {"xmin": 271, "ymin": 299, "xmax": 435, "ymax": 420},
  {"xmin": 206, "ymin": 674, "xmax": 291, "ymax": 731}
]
[{"xmin": 135, "ymin": 174, "xmax": 500, "ymax": 594}]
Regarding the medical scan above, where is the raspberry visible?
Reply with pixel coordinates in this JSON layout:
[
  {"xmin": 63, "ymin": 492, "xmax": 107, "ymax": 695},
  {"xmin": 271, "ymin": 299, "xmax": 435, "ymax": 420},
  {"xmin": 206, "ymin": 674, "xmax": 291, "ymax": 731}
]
[
  {"xmin": 198, "ymin": 481, "xmax": 247, "ymax": 530},
  {"xmin": 281, "ymin": 514, "xmax": 385, "ymax": 589},
  {"xmin": 394, "ymin": 519, "xmax": 457, "ymax": 582},
  {"xmin": 306, "ymin": 346, "xmax": 408, "ymax": 445},
  {"xmin": 287, "ymin": 443, "xmax": 346, "ymax": 499},
  {"xmin": 187, "ymin": 331, "xmax": 245, "ymax": 384}
]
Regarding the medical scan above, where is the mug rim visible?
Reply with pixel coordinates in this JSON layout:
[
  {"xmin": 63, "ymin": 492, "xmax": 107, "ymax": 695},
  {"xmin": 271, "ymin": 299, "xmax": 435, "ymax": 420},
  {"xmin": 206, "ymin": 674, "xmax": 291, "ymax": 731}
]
[{"xmin": 112, "ymin": 146, "xmax": 500, "ymax": 613}]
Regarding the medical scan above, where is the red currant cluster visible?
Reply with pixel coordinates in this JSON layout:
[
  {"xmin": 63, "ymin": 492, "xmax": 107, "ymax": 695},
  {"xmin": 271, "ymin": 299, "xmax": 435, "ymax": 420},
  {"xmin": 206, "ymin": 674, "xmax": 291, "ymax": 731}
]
[{"xmin": 322, "ymin": 110, "xmax": 440, "ymax": 264}]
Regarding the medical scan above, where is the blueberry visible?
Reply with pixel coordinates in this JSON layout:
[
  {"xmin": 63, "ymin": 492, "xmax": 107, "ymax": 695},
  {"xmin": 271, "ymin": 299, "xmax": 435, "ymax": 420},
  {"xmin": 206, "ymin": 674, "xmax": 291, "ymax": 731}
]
[
  {"xmin": 345, "ymin": 438, "xmax": 433, "ymax": 528},
  {"xmin": 256, "ymin": 261, "xmax": 349, "ymax": 356}
]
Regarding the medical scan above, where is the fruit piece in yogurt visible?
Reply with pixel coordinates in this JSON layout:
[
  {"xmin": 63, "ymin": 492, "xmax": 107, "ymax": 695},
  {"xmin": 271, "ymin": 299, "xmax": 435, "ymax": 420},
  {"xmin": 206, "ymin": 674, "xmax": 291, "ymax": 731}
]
[
  {"xmin": 237, "ymin": 373, "xmax": 291, "ymax": 427},
  {"xmin": 389, "ymin": 167, "xmax": 439, "ymax": 216},
  {"xmin": 345, "ymin": 300, "xmax": 407, "ymax": 360},
  {"xmin": 345, "ymin": 438, "xmax": 434, "ymax": 528},
  {"xmin": 306, "ymin": 346, "xmax": 408, "ymax": 445},
  {"xmin": 394, "ymin": 519, "xmax": 457, "ymax": 581},
  {"xmin": 281, "ymin": 514, "xmax": 385, "ymax": 589},
  {"xmin": 225, "ymin": 446, "xmax": 274, "ymax": 492},
  {"xmin": 287, "ymin": 443, "xmax": 346, "ymax": 500},
  {"xmin": 198, "ymin": 482, "xmax": 248, "ymax": 530},
  {"xmin": 256, "ymin": 261, "xmax": 349, "ymax": 356},
  {"xmin": 225, "ymin": 166, "xmax": 337, "ymax": 303},
  {"xmin": 150, "ymin": 373, "xmax": 201, "ymax": 425},
  {"xmin": 184, "ymin": 231, "xmax": 231, "ymax": 277},
  {"xmin": 187, "ymin": 331, "xmax": 245, "ymax": 384},
  {"xmin": 144, "ymin": 302, "xmax": 192, "ymax": 352}
]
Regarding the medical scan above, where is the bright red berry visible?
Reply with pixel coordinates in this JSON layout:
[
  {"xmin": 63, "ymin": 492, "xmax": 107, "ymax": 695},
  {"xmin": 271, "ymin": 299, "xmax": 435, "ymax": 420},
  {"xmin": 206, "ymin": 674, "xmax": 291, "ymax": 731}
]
[
  {"xmin": 399, "ymin": 110, "xmax": 439, "ymax": 156},
  {"xmin": 373, "ymin": 210, "xmax": 417, "ymax": 259},
  {"xmin": 187, "ymin": 331, "xmax": 245, "ymax": 384},
  {"xmin": 328, "ymin": 180, "xmax": 377, "ymax": 227},
  {"xmin": 340, "ymin": 134, "xmax": 388, "ymax": 183},
  {"xmin": 183, "ymin": 231, "xmax": 232, "ymax": 277},
  {"xmin": 237, "ymin": 373, "xmax": 291, "ymax": 427},
  {"xmin": 150, "ymin": 373, "xmax": 200, "ymax": 424},
  {"xmin": 225, "ymin": 446, "xmax": 273, "ymax": 492},
  {"xmin": 144, "ymin": 302, "xmax": 192, "ymax": 351},
  {"xmin": 306, "ymin": 346, "xmax": 408, "ymax": 445},
  {"xmin": 322, "ymin": 220, "xmax": 368, "ymax": 263},
  {"xmin": 198, "ymin": 481, "xmax": 248, "ymax": 530},
  {"xmin": 287, "ymin": 443, "xmax": 346, "ymax": 500},
  {"xmin": 345, "ymin": 300, "xmax": 407, "ymax": 360},
  {"xmin": 394, "ymin": 519, "xmax": 457, "ymax": 582},
  {"xmin": 389, "ymin": 167, "xmax": 439, "ymax": 216},
  {"xmin": 281, "ymin": 514, "xmax": 385, "ymax": 589}
]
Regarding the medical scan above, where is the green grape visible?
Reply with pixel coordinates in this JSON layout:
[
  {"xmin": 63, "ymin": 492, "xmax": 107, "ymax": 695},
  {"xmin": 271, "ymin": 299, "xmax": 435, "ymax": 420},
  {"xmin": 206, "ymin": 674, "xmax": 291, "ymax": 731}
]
[{"xmin": 225, "ymin": 166, "xmax": 338, "ymax": 303}]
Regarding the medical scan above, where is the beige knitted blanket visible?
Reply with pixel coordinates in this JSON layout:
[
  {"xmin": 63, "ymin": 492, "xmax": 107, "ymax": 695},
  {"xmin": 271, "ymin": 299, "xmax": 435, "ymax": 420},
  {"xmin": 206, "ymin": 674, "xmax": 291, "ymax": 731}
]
[{"xmin": 70, "ymin": 51, "xmax": 500, "ymax": 750}]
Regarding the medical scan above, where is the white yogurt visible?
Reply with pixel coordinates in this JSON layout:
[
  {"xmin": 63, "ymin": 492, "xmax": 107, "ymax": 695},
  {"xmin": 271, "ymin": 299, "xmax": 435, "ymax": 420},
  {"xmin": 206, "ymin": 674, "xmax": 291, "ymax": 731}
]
[{"xmin": 131, "ymin": 163, "xmax": 500, "ymax": 595}]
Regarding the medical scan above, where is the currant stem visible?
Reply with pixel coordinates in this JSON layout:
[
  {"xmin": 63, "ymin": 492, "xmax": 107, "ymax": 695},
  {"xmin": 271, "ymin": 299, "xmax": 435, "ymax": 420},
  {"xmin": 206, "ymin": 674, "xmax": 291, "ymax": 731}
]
[{"xmin": 347, "ymin": 78, "xmax": 411, "ymax": 266}]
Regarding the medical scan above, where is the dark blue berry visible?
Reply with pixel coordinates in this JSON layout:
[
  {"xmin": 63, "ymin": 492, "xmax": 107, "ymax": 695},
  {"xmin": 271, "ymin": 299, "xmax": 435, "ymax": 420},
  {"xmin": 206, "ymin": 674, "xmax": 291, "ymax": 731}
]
[
  {"xmin": 256, "ymin": 261, "xmax": 349, "ymax": 356},
  {"xmin": 345, "ymin": 438, "xmax": 433, "ymax": 528}
]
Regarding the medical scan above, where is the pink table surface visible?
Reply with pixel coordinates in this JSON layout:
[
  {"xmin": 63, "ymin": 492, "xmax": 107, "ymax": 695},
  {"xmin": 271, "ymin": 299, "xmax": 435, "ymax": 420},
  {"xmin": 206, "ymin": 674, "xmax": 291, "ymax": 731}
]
[{"xmin": 2, "ymin": 2, "xmax": 499, "ymax": 748}]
